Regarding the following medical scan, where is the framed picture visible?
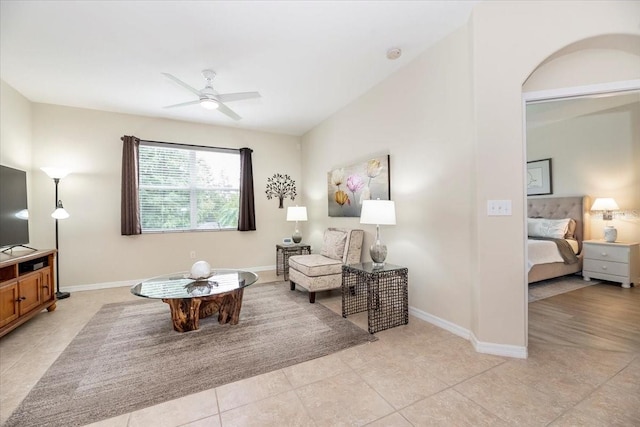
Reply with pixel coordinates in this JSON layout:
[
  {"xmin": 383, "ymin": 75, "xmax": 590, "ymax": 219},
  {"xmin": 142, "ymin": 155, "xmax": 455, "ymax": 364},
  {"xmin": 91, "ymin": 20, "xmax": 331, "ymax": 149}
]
[
  {"xmin": 327, "ymin": 154, "xmax": 390, "ymax": 217},
  {"xmin": 527, "ymin": 158, "xmax": 552, "ymax": 196}
]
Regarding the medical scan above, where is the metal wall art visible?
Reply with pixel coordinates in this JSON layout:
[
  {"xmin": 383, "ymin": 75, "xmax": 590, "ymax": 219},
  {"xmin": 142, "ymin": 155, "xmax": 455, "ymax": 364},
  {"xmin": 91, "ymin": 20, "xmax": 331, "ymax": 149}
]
[{"xmin": 266, "ymin": 173, "xmax": 297, "ymax": 208}]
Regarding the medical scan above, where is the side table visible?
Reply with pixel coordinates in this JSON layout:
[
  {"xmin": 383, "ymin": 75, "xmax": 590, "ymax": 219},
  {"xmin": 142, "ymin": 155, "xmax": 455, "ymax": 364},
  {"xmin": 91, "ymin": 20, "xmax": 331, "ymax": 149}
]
[
  {"xmin": 342, "ymin": 262, "xmax": 408, "ymax": 334},
  {"xmin": 276, "ymin": 243, "xmax": 311, "ymax": 281}
]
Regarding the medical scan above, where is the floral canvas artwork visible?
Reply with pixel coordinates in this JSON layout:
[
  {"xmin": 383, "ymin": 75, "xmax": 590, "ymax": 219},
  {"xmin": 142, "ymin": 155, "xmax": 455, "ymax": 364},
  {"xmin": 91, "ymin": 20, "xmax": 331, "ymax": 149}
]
[{"xmin": 327, "ymin": 155, "xmax": 390, "ymax": 217}]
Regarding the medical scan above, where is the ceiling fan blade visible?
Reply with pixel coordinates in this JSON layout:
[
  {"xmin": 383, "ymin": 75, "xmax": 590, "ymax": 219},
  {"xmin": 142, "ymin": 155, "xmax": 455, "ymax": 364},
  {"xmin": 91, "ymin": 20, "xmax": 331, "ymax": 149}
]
[
  {"xmin": 162, "ymin": 73, "xmax": 201, "ymax": 96},
  {"xmin": 216, "ymin": 102, "xmax": 242, "ymax": 121},
  {"xmin": 215, "ymin": 92, "xmax": 261, "ymax": 103},
  {"xmin": 163, "ymin": 100, "xmax": 200, "ymax": 109}
]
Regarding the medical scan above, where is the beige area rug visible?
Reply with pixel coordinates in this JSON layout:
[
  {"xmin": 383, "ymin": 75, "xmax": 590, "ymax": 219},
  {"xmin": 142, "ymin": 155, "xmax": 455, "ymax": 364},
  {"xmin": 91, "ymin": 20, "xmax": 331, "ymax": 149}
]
[
  {"xmin": 528, "ymin": 275, "xmax": 598, "ymax": 302},
  {"xmin": 5, "ymin": 282, "xmax": 376, "ymax": 427}
]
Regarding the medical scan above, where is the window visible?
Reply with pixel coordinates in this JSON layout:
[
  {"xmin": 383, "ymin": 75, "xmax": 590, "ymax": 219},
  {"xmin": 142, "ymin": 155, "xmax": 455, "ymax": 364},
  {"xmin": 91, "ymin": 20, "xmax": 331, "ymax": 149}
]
[{"xmin": 138, "ymin": 141, "xmax": 240, "ymax": 232}]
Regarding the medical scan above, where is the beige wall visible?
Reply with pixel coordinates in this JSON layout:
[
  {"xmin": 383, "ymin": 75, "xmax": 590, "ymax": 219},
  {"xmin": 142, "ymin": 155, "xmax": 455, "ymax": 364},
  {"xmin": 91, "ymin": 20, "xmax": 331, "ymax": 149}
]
[
  {"xmin": 301, "ymin": 0, "xmax": 640, "ymax": 352},
  {"xmin": 24, "ymin": 104, "xmax": 301, "ymax": 287},
  {"xmin": 471, "ymin": 0, "xmax": 639, "ymax": 347},
  {"xmin": 0, "ymin": 80, "xmax": 34, "ymax": 243},
  {"xmin": 302, "ymin": 25, "xmax": 474, "ymax": 330}
]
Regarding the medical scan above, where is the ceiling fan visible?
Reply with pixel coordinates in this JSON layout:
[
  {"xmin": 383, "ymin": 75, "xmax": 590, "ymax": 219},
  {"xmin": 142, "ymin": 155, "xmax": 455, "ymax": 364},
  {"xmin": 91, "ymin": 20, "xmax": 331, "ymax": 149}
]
[{"xmin": 162, "ymin": 69, "xmax": 261, "ymax": 120}]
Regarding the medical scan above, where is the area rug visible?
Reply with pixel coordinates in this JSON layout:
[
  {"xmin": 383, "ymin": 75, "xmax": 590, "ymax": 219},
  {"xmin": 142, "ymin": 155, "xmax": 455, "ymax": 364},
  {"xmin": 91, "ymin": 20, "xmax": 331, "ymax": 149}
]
[
  {"xmin": 5, "ymin": 283, "xmax": 376, "ymax": 427},
  {"xmin": 528, "ymin": 275, "xmax": 598, "ymax": 302}
]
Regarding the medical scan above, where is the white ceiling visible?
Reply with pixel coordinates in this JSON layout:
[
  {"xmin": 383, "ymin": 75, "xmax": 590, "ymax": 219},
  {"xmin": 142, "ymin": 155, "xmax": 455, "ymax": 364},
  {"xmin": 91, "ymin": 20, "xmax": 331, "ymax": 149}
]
[
  {"xmin": 0, "ymin": 1, "xmax": 478, "ymax": 136},
  {"xmin": 527, "ymin": 91, "xmax": 640, "ymax": 129}
]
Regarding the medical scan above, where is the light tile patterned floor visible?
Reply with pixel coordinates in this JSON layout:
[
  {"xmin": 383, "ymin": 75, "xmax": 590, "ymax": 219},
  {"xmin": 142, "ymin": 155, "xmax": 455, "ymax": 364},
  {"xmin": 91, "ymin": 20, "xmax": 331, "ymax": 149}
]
[{"xmin": 1, "ymin": 271, "xmax": 639, "ymax": 426}]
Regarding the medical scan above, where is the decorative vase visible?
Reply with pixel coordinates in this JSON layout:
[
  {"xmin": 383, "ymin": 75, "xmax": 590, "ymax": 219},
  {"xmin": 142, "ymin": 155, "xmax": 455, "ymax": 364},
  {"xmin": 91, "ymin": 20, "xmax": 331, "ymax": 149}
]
[
  {"xmin": 190, "ymin": 260, "xmax": 212, "ymax": 279},
  {"xmin": 604, "ymin": 226, "xmax": 617, "ymax": 243}
]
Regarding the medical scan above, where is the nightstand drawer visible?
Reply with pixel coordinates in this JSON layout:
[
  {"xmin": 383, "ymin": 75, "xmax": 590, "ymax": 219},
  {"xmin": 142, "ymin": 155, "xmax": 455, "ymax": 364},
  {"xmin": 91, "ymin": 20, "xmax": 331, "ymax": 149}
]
[
  {"xmin": 583, "ymin": 244, "xmax": 629, "ymax": 263},
  {"xmin": 583, "ymin": 259, "xmax": 629, "ymax": 277}
]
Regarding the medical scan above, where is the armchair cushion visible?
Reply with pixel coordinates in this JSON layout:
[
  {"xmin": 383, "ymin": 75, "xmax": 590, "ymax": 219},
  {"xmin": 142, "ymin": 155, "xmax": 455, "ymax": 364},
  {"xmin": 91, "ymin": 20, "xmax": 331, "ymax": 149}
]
[
  {"xmin": 319, "ymin": 229, "xmax": 348, "ymax": 260},
  {"xmin": 289, "ymin": 254, "xmax": 343, "ymax": 277}
]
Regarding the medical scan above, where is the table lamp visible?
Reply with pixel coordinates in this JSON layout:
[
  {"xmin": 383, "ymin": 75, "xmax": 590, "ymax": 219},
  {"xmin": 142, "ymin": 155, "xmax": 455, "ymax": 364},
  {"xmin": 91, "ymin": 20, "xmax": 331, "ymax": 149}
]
[
  {"xmin": 360, "ymin": 199, "xmax": 396, "ymax": 267},
  {"xmin": 286, "ymin": 206, "xmax": 307, "ymax": 243},
  {"xmin": 591, "ymin": 197, "xmax": 619, "ymax": 242}
]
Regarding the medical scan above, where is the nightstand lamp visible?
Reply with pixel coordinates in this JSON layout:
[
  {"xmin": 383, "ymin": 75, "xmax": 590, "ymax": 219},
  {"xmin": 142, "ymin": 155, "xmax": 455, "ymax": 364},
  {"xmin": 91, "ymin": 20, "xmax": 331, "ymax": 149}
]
[
  {"xmin": 286, "ymin": 206, "xmax": 307, "ymax": 243},
  {"xmin": 360, "ymin": 199, "xmax": 396, "ymax": 268},
  {"xmin": 591, "ymin": 197, "xmax": 619, "ymax": 242}
]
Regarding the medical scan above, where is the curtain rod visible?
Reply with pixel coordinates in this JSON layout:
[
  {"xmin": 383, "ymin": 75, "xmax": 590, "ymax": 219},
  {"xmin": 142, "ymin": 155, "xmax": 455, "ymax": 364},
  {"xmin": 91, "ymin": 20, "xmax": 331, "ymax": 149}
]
[{"xmin": 121, "ymin": 136, "xmax": 241, "ymax": 153}]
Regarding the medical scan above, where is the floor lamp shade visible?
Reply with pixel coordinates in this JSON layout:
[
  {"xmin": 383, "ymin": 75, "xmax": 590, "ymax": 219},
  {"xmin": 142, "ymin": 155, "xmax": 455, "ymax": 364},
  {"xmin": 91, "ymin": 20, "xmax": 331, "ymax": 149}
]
[
  {"xmin": 286, "ymin": 206, "xmax": 307, "ymax": 243},
  {"xmin": 360, "ymin": 200, "xmax": 396, "ymax": 266}
]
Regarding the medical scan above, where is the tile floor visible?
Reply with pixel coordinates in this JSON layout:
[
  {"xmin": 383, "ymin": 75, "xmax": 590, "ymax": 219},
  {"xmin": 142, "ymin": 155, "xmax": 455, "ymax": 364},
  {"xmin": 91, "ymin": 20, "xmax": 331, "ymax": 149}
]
[{"xmin": 1, "ymin": 271, "xmax": 639, "ymax": 426}]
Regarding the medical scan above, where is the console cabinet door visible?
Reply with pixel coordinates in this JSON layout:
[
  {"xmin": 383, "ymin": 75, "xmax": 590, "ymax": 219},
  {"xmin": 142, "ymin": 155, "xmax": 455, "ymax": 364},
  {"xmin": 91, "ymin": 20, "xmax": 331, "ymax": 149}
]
[
  {"xmin": 18, "ymin": 273, "xmax": 42, "ymax": 315},
  {"xmin": 41, "ymin": 268, "xmax": 53, "ymax": 302},
  {"xmin": 0, "ymin": 282, "xmax": 19, "ymax": 327}
]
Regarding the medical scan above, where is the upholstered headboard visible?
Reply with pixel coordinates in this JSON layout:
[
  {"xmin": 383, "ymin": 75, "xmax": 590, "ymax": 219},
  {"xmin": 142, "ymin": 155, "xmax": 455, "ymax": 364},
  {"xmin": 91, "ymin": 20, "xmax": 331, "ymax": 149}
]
[{"xmin": 527, "ymin": 196, "xmax": 591, "ymax": 252}]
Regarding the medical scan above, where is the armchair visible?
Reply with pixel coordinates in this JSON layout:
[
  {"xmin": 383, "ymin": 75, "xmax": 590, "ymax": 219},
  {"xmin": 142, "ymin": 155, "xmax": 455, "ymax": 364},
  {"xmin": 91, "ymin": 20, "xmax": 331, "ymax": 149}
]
[{"xmin": 288, "ymin": 228, "xmax": 364, "ymax": 303}]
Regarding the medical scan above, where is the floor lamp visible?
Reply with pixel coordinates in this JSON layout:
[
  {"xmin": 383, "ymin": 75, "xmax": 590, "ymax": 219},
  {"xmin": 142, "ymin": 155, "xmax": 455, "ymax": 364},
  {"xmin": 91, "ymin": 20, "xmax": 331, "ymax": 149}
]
[{"xmin": 42, "ymin": 167, "xmax": 71, "ymax": 300}]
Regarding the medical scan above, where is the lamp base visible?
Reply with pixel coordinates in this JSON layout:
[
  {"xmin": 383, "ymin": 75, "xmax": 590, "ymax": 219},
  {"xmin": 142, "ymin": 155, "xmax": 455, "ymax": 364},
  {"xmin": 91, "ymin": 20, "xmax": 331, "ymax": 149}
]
[
  {"xmin": 292, "ymin": 230, "xmax": 302, "ymax": 244},
  {"xmin": 370, "ymin": 240, "xmax": 387, "ymax": 265},
  {"xmin": 56, "ymin": 291, "xmax": 70, "ymax": 300},
  {"xmin": 604, "ymin": 226, "xmax": 617, "ymax": 243}
]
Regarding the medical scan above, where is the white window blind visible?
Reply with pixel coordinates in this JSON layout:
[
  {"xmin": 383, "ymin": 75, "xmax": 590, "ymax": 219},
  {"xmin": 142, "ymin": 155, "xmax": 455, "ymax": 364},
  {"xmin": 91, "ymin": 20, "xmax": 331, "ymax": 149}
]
[{"xmin": 139, "ymin": 142, "xmax": 240, "ymax": 232}]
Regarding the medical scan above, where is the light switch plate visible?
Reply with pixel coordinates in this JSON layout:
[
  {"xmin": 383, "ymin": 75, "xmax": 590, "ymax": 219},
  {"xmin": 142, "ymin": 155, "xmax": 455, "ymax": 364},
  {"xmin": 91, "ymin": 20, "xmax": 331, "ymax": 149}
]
[{"xmin": 487, "ymin": 200, "xmax": 512, "ymax": 216}]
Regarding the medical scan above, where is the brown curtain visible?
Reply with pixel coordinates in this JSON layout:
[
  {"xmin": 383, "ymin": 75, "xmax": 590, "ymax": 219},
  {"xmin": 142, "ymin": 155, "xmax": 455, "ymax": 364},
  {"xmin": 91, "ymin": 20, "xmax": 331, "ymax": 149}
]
[
  {"xmin": 121, "ymin": 135, "xmax": 141, "ymax": 235},
  {"xmin": 238, "ymin": 147, "xmax": 256, "ymax": 231}
]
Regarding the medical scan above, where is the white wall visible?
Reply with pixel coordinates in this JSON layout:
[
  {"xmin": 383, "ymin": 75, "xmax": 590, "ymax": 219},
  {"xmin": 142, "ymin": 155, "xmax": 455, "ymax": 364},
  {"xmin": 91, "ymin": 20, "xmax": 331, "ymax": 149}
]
[{"xmin": 27, "ymin": 104, "xmax": 301, "ymax": 287}]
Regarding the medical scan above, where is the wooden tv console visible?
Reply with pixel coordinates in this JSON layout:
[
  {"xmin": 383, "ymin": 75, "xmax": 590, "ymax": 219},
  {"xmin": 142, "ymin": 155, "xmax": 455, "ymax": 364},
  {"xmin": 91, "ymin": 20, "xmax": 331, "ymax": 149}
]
[{"xmin": 0, "ymin": 249, "xmax": 57, "ymax": 338}]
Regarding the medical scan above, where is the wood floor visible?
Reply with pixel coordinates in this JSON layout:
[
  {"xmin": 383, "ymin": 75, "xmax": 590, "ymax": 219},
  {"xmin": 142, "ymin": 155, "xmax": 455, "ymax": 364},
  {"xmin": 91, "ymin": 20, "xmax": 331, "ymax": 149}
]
[{"xmin": 528, "ymin": 281, "xmax": 640, "ymax": 352}]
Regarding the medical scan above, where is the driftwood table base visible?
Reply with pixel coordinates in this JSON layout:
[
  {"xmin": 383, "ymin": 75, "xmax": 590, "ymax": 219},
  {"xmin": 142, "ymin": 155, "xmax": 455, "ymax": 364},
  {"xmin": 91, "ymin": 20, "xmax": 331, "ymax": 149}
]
[{"xmin": 162, "ymin": 288, "xmax": 245, "ymax": 332}]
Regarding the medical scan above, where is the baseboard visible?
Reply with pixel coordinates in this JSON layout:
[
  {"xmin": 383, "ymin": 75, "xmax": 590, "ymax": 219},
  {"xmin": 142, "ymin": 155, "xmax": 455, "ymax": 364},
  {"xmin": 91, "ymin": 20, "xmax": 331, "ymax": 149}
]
[
  {"xmin": 60, "ymin": 265, "xmax": 277, "ymax": 293},
  {"xmin": 470, "ymin": 333, "xmax": 528, "ymax": 359},
  {"xmin": 409, "ymin": 306, "xmax": 471, "ymax": 340},
  {"xmin": 409, "ymin": 306, "xmax": 527, "ymax": 359}
]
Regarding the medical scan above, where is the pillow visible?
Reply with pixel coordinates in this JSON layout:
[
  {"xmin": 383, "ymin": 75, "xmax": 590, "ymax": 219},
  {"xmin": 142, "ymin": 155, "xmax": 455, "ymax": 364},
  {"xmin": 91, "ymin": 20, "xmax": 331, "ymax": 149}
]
[
  {"xmin": 320, "ymin": 229, "xmax": 347, "ymax": 260},
  {"xmin": 527, "ymin": 217, "xmax": 571, "ymax": 239},
  {"xmin": 565, "ymin": 218, "xmax": 577, "ymax": 239}
]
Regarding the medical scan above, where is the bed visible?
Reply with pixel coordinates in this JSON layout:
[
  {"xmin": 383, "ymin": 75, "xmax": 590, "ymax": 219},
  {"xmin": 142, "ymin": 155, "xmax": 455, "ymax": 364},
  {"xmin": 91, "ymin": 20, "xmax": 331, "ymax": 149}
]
[{"xmin": 527, "ymin": 196, "xmax": 590, "ymax": 284}]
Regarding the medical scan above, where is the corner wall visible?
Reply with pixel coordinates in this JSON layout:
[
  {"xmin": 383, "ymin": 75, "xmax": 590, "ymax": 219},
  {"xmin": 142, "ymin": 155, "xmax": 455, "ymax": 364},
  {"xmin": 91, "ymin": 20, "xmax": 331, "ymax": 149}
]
[
  {"xmin": 471, "ymin": 0, "xmax": 640, "ymax": 347},
  {"xmin": 300, "ymin": 0, "xmax": 640, "ymax": 354}
]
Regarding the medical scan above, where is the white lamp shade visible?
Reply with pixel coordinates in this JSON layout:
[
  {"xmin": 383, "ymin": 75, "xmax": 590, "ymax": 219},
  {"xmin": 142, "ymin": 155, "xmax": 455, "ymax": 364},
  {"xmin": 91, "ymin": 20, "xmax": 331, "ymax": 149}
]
[
  {"xmin": 360, "ymin": 200, "xmax": 396, "ymax": 225},
  {"xmin": 286, "ymin": 206, "xmax": 307, "ymax": 221},
  {"xmin": 41, "ymin": 167, "xmax": 71, "ymax": 179},
  {"xmin": 591, "ymin": 198, "xmax": 619, "ymax": 211},
  {"xmin": 52, "ymin": 207, "xmax": 70, "ymax": 220}
]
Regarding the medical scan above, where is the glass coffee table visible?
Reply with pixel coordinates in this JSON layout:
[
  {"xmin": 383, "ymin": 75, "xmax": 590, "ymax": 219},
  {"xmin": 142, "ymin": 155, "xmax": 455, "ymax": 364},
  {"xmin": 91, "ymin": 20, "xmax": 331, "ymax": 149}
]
[{"xmin": 131, "ymin": 269, "xmax": 258, "ymax": 333}]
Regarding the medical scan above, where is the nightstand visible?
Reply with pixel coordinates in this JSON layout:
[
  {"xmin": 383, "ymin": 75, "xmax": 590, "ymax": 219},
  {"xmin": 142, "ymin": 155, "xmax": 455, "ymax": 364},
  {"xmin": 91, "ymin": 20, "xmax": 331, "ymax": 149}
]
[{"xmin": 582, "ymin": 240, "xmax": 640, "ymax": 288}]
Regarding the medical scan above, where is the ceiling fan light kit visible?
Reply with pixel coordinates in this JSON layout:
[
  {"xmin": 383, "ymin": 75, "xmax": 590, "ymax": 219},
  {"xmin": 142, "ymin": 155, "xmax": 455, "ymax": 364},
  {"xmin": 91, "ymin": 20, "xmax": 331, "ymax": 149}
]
[
  {"xmin": 200, "ymin": 99, "xmax": 219, "ymax": 110},
  {"xmin": 162, "ymin": 69, "xmax": 260, "ymax": 120}
]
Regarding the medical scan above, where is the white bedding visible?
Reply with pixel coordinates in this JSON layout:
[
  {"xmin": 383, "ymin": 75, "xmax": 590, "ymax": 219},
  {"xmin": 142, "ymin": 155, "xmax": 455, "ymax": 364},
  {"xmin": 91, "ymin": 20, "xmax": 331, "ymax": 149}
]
[{"xmin": 527, "ymin": 239, "xmax": 579, "ymax": 273}]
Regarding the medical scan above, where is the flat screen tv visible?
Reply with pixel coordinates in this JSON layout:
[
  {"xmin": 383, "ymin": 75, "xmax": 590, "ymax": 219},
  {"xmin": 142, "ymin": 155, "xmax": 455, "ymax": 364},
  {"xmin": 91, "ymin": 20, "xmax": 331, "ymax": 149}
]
[{"xmin": 0, "ymin": 165, "xmax": 30, "ymax": 249}]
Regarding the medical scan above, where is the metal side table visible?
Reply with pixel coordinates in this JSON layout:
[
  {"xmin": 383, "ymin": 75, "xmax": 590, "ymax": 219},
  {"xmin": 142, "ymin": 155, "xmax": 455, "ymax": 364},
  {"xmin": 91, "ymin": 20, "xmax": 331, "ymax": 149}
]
[
  {"xmin": 342, "ymin": 262, "xmax": 408, "ymax": 334},
  {"xmin": 276, "ymin": 243, "xmax": 311, "ymax": 281}
]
